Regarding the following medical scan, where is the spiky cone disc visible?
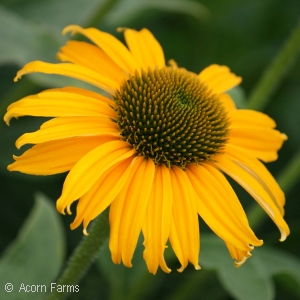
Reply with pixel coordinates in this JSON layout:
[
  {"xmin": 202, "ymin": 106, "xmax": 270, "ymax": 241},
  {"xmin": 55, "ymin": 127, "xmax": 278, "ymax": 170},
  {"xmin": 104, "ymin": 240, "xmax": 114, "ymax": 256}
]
[{"xmin": 114, "ymin": 67, "xmax": 230, "ymax": 168}]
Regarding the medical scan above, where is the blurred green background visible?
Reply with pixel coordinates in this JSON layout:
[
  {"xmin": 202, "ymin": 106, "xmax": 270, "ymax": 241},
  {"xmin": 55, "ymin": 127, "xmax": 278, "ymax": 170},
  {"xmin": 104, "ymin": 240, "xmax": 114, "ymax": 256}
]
[{"xmin": 0, "ymin": 0, "xmax": 300, "ymax": 299}]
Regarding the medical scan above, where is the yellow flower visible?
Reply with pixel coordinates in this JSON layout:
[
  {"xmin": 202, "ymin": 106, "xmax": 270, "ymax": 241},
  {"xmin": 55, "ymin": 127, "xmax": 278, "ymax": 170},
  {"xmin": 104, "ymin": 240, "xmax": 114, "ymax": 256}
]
[{"xmin": 4, "ymin": 25, "xmax": 289, "ymax": 274}]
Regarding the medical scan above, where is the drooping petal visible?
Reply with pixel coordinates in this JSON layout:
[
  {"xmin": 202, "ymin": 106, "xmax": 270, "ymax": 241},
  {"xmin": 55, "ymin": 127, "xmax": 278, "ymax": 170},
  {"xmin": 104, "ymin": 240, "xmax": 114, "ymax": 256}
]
[
  {"xmin": 123, "ymin": 28, "xmax": 165, "ymax": 70},
  {"xmin": 198, "ymin": 64, "xmax": 242, "ymax": 94},
  {"xmin": 186, "ymin": 164, "xmax": 262, "ymax": 251},
  {"xmin": 229, "ymin": 125, "xmax": 287, "ymax": 162},
  {"xmin": 4, "ymin": 87, "xmax": 117, "ymax": 125},
  {"xmin": 169, "ymin": 166, "xmax": 200, "ymax": 272},
  {"xmin": 16, "ymin": 116, "xmax": 120, "ymax": 148},
  {"xmin": 56, "ymin": 141, "xmax": 135, "ymax": 213},
  {"xmin": 8, "ymin": 136, "xmax": 117, "ymax": 175},
  {"xmin": 109, "ymin": 157, "xmax": 143, "ymax": 264},
  {"xmin": 109, "ymin": 157, "xmax": 155, "ymax": 267},
  {"xmin": 70, "ymin": 156, "xmax": 135, "ymax": 232},
  {"xmin": 228, "ymin": 109, "xmax": 286, "ymax": 162},
  {"xmin": 142, "ymin": 164, "xmax": 172, "ymax": 274},
  {"xmin": 63, "ymin": 25, "xmax": 140, "ymax": 74},
  {"xmin": 57, "ymin": 41, "xmax": 126, "ymax": 84},
  {"xmin": 225, "ymin": 241, "xmax": 252, "ymax": 267},
  {"xmin": 225, "ymin": 143, "xmax": 285, "ymax": 209},
  {"xmin": 214, "ymin": 154, "xmax": 290, "ymax": 241},
  {"xmin": 14, "ymin": 61, "xmax": 118, "ymax": 94}
]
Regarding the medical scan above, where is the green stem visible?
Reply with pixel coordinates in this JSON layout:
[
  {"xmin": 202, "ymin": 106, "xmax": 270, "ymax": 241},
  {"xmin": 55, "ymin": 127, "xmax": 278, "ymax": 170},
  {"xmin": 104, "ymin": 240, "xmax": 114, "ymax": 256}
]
[
  {"xmin": 45, "ymin": 210, "xmax": 109, "ymax": 300},
  {"xmin": 84, "ymin": 0, "xmax": 120, "ymax": 28},
  {"xmin": 248, "ymin": 149, "xmax": 300, "ymax": 230},
  {"xmin": 247, "ymin": 19, "xmax": 300, "ymax": 111}
]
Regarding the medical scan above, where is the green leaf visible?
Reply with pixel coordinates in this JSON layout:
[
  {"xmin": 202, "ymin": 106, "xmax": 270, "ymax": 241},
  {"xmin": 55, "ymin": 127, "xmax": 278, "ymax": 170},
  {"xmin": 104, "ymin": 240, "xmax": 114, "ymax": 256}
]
[
  {"xmin": 200, "ymin": 234, "xmax": 274, "ymax": 300},
  {"xmin": 257, "ymin": 246, "xmax": 300, "ymax": 297},
  {"xmin": 145, "ymin": 0, "xmax": 210, "ymax": 22},
  {"xmin": 103, "ymin": 0, "xmax": 210, "ymax": 26},
  {"xmin": 5, "ymin": 0, "xmax": 105, "ymax": 31},
  {"xmin": 0, "ymin": 5, "xmax": 64, "ymax": 66},
  {"xmin": 0, "ymin": 193, "xmax": 65, "ymax": 300},
  {"xmin": 0, "ymin": 5, "xmax": 97, "ymax": 89}
]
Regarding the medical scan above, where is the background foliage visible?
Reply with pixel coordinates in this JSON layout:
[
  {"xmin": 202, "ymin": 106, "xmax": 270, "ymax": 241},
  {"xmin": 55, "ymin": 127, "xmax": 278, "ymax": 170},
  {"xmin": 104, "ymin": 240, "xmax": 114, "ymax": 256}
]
[{"xmin": 0, "ymin": 0, "xmax": 300, "ymax": 299}]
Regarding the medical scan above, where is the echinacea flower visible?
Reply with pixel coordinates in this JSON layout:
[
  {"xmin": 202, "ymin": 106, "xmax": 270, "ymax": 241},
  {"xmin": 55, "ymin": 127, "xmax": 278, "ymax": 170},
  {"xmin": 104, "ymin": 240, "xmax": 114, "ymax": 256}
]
[{"xmin": 4, "ymin": 25, "xmax": 289, "ymax": 274}]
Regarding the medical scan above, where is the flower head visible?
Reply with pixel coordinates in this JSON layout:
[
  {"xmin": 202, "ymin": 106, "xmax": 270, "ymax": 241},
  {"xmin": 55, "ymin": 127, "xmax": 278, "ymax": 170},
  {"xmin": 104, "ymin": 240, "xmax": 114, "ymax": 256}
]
[{"xmin": 4, "ymin": 26, "xmax": 289, "ymax": 274}]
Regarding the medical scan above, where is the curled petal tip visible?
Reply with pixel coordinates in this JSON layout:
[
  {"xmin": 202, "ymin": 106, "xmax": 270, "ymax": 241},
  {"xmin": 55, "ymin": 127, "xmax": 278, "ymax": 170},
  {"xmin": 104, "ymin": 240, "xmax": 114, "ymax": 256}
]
[
  {"xmin": 177, "ymin": 266, "xmax": 185, "ymax": 273},
  {"xmin": 279, "ymin": 232, "xmax": 287, "ymax": 242},
  {"xmin": 15, "ymin": 139, "xmax": 23, "ymax": 150},
  {"xmin": 160, "ymin": 262, "xmax": 172, "ymax": 274},
  {"xmin": 194, "ymin": 265, "xmax": 201, "ymax": 270},
  {"xmin": 4, "ymin": 119, "xmax": 10, "ymax": 126},
  {"xmin": 279, "ymin": 224, "xmax": 290, "ymax": 241},
  {"xmin": 62, "ymin": 24, "xmax": 80, "ymax": 36},
  {"xmin": 14, "ymin": 73, "xmax": 21, "ymax": 82},
  {"xmin": 56, "ymin": 202, "xmax": 66, "ymax": 215},
  {"xmin": 62, "ymin": 25, "xmax": 73, "ymax": 35},
  {"xmin": 66, "ymin": 205, "xmax": 72, "ymax": 215},
  {"xmin": 234, "ymin": 256, "xmax": 248, "ymax": 268},
  {"xmin": 83, "ymin": 228, "xmax": 89, "ymax": 236}
]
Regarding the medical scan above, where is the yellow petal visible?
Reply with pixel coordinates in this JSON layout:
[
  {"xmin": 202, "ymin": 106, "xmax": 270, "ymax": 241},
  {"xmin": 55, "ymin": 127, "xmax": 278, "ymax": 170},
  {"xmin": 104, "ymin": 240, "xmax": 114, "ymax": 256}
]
[
  {"xmin": 70, "ymin": 156, "xmax": 135, "ymax": 231},
  {"xmin": 214, "ymin": 154, "xmax": 290, "ymax": 241},
  {"xmin": 219, "ymin": 93, "xmax": 236, "ymax": 112},
  {"xmin": 43, "ymin": 86, "xmax": 115, "ymax": 104},
  {"xmin": 63, "ymin": 25, "xmax": 140, "ymax": 74},
  {"xmin": 109, "ymin": 157, "xmax": 143, "ymax": 264},
  {"xmin": 169, "ymin": 166, "xmax": 200, "ymax": 272},
  {"xmin": 123, "ymin": 28, "xmax": 165, "ymax": 70},
  {"xmin": 16, "ymin": 116, "xmax": 120, "ymax": 148},
  {"xmin": 4, "ymin": 87, "xmax": 116, "ymax": 125},
  {"xmin": 225, "ymin": 241, "xmax": 252, "ymax": 267},
  {"xmin": 57, "ymin": 40, "xmax": 126, "ymax": 84},
  {"xmin": 198, "ymin": 64, "xmax": 242, "ymax": 94},
  {"xmin": 229, "ymin": 109, "xmax": 276, "ymax": 129},
  {"xmin": 56, "ymin": 140, "xmax": 135, "ymax": 213},
  {"xmin": 14, "ymin": 61, "xmax": 118, "ymax": 94},
  {"xmin": 142, "ymin": 164, "xmax": 172, "ymax": 274},
  {"xmin": 109, "ymin": 157, "xmax": 155, "ymax": 267},
  {"xmin": 186, "ymin": 164, "xmax": 262, "ymax": 251},
  {"xmin": 229, "ymin": 126, "xmax": 287, "ymax": 162},
  {"xmin": 225, "ymin": 143, "xmax": 285, "ymax": 209},
  {"xmin": 8, "ymin": 136, "xmax": 117, "ymax": 175}
]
